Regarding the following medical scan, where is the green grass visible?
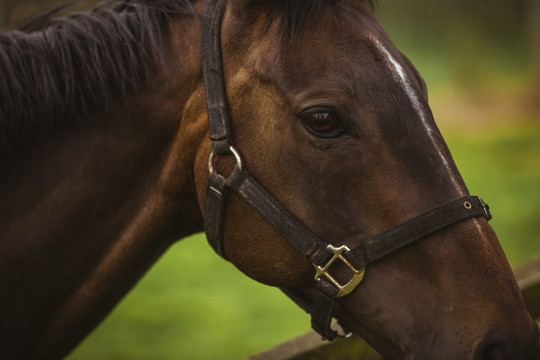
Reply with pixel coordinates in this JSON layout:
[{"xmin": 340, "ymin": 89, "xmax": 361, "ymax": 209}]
[{"xmin": 67, "ymin": 121, "xmax": 540, "ymax": 360}]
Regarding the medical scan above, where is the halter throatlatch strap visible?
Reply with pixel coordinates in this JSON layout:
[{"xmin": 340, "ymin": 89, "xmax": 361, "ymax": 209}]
[{"xmin": 200, "ymin": 0, "xmax": 493, "ymax": 341}]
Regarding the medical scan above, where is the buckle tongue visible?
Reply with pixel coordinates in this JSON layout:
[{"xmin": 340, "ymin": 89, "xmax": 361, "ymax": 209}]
[
  {"xmin": 314, "ymin": 245, "xmax": 365, "ymax": 298},
  {"xmin": 478, "ymin": 197, "xmax": 492, "ymax": 220}
]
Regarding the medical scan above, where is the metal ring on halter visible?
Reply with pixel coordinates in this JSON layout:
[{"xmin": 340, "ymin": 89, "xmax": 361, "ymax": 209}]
[{"xmin": 208, "ymin": 146, "xmax": 243, "ymax": 175}]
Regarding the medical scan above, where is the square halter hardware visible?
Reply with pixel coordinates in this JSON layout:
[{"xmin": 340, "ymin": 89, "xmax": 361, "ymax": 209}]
[{"xmin": 314, "ymin": 245, "xmax": 366, "ymax": 297}]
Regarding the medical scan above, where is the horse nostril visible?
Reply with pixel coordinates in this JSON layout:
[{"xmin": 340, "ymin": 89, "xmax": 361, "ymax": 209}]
[
  {"xmin": 475, "ymin": 343, "xmax": 506, "ymax": 360},
  {"xmin": 473, "ymin": 328, "xmax": 540, "ymax": 360}
]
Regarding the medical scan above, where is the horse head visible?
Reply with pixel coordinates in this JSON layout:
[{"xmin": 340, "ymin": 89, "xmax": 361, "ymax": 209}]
[{"xmin": 190, "ymin": 1, "xmax": 540, "ymax": 358}]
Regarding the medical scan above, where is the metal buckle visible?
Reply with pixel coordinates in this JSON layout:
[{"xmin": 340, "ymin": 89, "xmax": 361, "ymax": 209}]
[
  {"xmin": 314, "ymin": 245, "xmax": 365, "ymax": 298},
  {"xmin": 208, "ymin": 146, "xmax": 243, "ymax": 175},
  {"xmin": 478, "ymin": 197, "xmax": 492, "ymax": 221}
]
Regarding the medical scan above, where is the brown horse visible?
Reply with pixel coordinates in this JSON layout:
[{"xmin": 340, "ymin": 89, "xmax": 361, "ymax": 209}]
[{"xmin": 0, "ymin": 0, "xmax": 538, "ymax": 359}]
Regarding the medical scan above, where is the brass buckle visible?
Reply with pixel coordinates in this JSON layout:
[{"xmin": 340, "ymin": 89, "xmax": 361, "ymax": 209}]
[{"xmin": 314, "ymin": 245, "xmax": 365, "ymax": 298}]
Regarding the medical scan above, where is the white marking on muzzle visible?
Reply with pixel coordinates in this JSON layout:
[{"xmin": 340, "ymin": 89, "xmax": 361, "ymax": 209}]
[{"xmin": 371, "ymin": 36, "xmax": 464, "ymax": 194}]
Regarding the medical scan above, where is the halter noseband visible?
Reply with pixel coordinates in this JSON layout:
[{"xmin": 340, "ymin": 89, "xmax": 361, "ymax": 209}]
[{"xmin": 200, "ymin": 0, "xmax": 492, "ymax": 340}]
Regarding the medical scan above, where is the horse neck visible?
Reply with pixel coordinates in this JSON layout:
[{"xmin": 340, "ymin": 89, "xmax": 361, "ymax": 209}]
[
  {"xmin": 0, "ymin": 15, "xmax": 205, "ymax": 246},
  {"xmin": 0, "ymin": 14, "xmax": 207, "ymax": 359}
]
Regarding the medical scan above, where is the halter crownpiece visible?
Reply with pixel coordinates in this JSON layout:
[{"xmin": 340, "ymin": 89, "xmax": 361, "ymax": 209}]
[{"xmin": 200, "ymin": 0, "xmax": 492, "ymax": 341}]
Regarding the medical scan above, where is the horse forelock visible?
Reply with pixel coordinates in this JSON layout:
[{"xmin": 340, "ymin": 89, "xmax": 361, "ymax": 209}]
[
  {"xmin": 233, "ymin": 0, "xmax": 375, "ymax": 43},
  {"xmin": 0, "ymin": 0, "xmax": 196, "ymax": 156}
]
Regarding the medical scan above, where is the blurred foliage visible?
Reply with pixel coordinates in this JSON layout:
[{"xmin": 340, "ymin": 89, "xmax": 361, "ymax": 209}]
[
  {"xmin": 377, "ymin": 0, "xmax": 533, "ymax": 84},
  {"xmin": 447, "ymin": 121, "xmax": 540, "ymax": 264}
]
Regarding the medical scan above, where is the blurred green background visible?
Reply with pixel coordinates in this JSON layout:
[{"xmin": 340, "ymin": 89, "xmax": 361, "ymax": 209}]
[{"xmin": 1, "ymin": 0, "xmax": 539, "ymax": 359}]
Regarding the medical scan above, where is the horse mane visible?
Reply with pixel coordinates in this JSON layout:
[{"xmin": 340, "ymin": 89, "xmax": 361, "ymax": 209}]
[{"xmin": 0, "ymin": 0, "xmax": 195, "ymax": 155}]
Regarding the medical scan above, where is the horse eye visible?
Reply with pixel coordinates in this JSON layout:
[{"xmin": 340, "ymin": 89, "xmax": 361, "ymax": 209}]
[{"xmin": 303, "ymin": 111, "xmax": 343, "ymax": 137}]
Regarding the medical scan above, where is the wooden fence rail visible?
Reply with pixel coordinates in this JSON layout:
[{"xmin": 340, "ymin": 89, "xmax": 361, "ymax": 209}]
[
  {"xmin": 249, "ymin": 256, "xmax": 540, "ymax": 360},
  {"xmin": 515, "ymin": 256, "xmax": 540, "ymax": 320}
]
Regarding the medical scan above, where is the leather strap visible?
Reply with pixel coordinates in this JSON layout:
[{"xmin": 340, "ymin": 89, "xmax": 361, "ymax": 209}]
[
  {"xmin": 346, "ymin": 196, "xmax": 491, "ymax": 270},
  {"xmin": 204, "ymin": 171, "xmax": 229, "ymax": 258},
  {"xmin": 312, "ymin": 279, "xmax": 341, "ymax": 340},
  {"xmin": 227, "ymin": 167, "xmax": 332, "ymax": 267},
  {"xmin": 201, "ymin": 0, "xmax": 231, "ymax": 154},
  {"xmin": 201, "ymin": 0, "xmax": 234, "ymax": 257}
]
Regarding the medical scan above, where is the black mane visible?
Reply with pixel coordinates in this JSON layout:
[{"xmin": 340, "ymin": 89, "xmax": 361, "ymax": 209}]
[{"xmin": 0, "ymin": 0, "xmax": 195, "ymax": 154}]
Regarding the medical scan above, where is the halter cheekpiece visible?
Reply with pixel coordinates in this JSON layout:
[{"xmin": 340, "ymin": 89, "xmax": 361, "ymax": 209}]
[{"xmin": 200, "ymin": 0, "xmax": 492, "ymax": 340}]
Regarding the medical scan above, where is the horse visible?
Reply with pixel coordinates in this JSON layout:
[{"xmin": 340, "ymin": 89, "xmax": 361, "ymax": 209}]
[{"xmin": 0, "ymin": 0, "xmax": 538, "ymax": 359}]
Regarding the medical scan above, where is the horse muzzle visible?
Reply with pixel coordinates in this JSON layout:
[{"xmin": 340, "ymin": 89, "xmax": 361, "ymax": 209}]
[{"xmin": 472, "ymin": 324, "xmax": 540, "ymax": 360}]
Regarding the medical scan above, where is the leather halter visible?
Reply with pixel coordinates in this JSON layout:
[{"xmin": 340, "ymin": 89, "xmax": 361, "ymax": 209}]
[{"xmin": 200, "ymin": 0, "xmax": 492, "ymax": 340}]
